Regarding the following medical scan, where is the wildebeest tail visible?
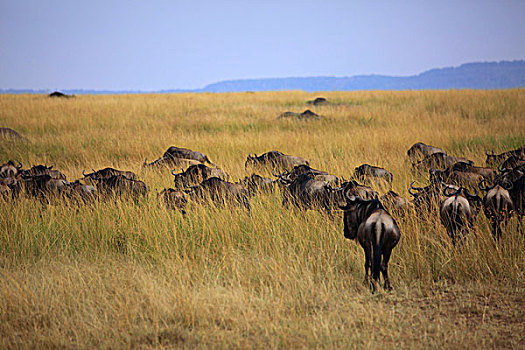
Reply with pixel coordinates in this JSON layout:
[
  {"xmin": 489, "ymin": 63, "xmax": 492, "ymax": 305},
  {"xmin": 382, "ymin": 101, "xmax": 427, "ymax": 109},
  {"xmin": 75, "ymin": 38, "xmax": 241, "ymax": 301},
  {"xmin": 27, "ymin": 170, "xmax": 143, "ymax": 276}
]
[{"xmin": 371, "ymin": 221, "xmax": 383, "ymax": 282}]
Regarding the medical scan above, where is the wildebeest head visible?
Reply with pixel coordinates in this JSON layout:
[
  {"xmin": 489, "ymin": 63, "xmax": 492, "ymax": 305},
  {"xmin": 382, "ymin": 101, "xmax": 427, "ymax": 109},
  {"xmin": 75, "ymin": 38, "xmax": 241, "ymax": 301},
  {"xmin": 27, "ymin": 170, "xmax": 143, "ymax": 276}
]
[
  {"xmin": 244, "ymin": 153, "xmax": 258, "ymax": 168},
  {"xmin": 486, "ymin": 146, "xmax": 524, "ymax": 168},
  {"xmin": 0, "ymin": 160, "xmax": 23, "ymax": 178},
  {"xmin": 407, "ymin": 142, "xmax": 445, "ymax": 163},
  {"xmin": 339, "ymin": 194, "xmax": 384, "ymax": 239}
]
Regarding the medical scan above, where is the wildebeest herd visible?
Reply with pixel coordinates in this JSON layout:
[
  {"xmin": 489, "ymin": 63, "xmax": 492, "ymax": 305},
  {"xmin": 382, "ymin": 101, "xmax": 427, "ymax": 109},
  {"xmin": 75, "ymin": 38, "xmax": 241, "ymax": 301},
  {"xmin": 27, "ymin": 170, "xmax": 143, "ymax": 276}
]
[{"xmin": 1, "ymin": 143, "xmax": 524, "ymax": 291}]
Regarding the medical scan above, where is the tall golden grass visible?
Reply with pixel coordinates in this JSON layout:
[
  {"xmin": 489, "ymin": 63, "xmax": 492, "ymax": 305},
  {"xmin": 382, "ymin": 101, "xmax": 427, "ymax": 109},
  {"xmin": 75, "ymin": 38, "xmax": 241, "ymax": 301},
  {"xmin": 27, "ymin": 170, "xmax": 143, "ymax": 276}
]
[{"xmin": 1, "ymin": 90, "xmax": 524, "ymax": 348}]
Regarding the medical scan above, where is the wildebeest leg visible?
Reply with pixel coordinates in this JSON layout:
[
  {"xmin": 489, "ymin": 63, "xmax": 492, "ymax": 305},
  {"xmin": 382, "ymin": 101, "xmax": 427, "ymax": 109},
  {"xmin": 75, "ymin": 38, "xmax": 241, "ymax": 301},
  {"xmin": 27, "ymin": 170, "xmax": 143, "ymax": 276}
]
[
  {"xmin": 381, "ymin": 249, "xmax": 393, "ymax": 291},
  {"xmin": 363, "ymin": 242, "xmax": 373, "ymax": 290},
  {"xmin": 491, "ymin": 220, "xmax": 500, "ymax": 241}
]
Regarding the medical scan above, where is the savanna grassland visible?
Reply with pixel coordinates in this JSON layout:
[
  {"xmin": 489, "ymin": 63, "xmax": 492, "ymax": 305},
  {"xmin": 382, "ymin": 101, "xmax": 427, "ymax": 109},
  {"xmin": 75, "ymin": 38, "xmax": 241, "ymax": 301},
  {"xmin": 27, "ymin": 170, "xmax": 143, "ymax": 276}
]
[{"xmin": 1, "ymin": 90, "xmax": 524, "ymax": 349}]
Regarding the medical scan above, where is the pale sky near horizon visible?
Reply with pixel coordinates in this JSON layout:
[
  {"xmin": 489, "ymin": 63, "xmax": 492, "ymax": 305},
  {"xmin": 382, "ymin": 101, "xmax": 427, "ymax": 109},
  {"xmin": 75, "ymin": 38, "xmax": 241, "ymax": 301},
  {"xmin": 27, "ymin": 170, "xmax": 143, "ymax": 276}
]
[{"xmin": 1, "ymin": 0, "xmax": 524, "ymax": 90}]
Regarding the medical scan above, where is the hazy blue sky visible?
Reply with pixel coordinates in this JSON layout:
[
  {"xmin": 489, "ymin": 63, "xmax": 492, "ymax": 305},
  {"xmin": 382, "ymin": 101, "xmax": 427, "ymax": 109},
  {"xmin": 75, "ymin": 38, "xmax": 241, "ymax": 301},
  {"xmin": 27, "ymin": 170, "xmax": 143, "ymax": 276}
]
[{"xmin": 1, "ymin": 0, "xmax": 524, "ymax": 90}]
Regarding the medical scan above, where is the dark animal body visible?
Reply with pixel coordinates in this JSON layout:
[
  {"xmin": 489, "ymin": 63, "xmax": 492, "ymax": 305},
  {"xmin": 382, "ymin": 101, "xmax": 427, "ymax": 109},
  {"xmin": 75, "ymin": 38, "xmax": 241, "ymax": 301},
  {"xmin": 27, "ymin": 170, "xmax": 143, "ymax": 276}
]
[
  {"xmin": 412, "ymin": 152, "xmax": 473, "ymax": 174},
  {"xmin": 142, "ymin": 155, "xmax": 200, "ymax": 169},
  {"xmin": 380, "ymin": 190, "xmax": 411, "ymax": 213},
  {"xmin": 49, "ymin": 91, "xmax": 74, "ymax": 98},
  {"xmin": 63, "ymin": 181, "xmax": 97, "ymax": 204},
  {"xmin": 509, "ymin": 175, "xmax": 525, "ymax": 224},
  {"xmin": 163, "ymin": 146, "xmax": 214, "ymax": 165},
  {"xmin": 354, "ymin": 164, "xmax": 393, "ymax": 184},
  {"xmin": 498, "ymin": 155, "xmax": 525, "ymax": 172},
  {"xmin": 186, "ymin": 177, "xmax": 250, "ymax": 210},
  {"xmin": 276, "ymin": 164, "xmax": 340, "ymax": 186},
  {"xmin": 439, "ymin": 187, "xmax": 481, "ymax": 245},
  {"xmin": 429, "ymin": 162, "xmax": 495, "ymax": 189},
  {"xmin": 278, "ymin": 109, "xmax": 320, "ymax": 120},
  {"xmin": 158, "ymin": 188, "xmax": 188, "ymax": 214},
  {"xmin": 239, "ymin": 173, "xmax": 275, "ymax": 195},
  {"xmin": 335, "ymin": 180, "xmax": 379, "ymax": 203},
  {"xmin": 0, "ymin": 161, "xmax": 23, "ymax": 178},
  {"xmin": 245, "ymin": 151, "xmax": 309, "ymax": 171},
  {"xmin": 0, "ymin": 128, "xmax": 29, "ymax": 141},
  {"xmin": 339, "ymin": 196, "xmax": 401, "ymax": 291},
  {"xmin": 22, "ymin": 165, "xmax": 67, "ymax": 180},
  {"xmin": 21, "ymin": 174, "xmax": 69, "ymax": 201},
  {"xmin": 409, "ymin": 181, "xmax": 460, "ymax": 213},
  {"xmin": 83, "ymin": 168, "xmax": 137, "ymax": 183},
  {"xmin": 485, "ymin": 146, "xmax": 525, "ymax": 168},
  {"xmin": 407, "ymin": 142, "xmax": 445, "ymax": 163},
  {"xmin": 278, "ymin": 172, "xmax": 335, "ymax": 212},
  {"xmin": 172, "ymin": 164, "xmax": 228, "ymax": 189},
  {"xmin": 96, "ymin": 174, "xmax": 148, "ymax": 199},
  {"xmin": 478, "ymin": 180, "xmax": 514, "ymax": 240},
  {"xmin": 306, "ymin": 97, "xmax": 328, "ymax": 105}
]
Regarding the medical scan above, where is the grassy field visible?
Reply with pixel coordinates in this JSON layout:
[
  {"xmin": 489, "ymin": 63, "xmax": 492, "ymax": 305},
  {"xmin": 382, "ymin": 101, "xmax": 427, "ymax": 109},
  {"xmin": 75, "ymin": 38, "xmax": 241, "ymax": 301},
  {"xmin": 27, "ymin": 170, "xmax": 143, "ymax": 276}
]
[{"xmin": 1, "ymin": 90, "xmax": 524, "ymax": 349}]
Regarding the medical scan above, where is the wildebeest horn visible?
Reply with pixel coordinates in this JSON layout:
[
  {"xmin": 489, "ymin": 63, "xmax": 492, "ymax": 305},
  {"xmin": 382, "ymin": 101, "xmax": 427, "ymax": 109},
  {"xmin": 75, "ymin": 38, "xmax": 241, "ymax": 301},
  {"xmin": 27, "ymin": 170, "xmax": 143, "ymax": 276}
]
[
  {"xmin": 478, "ymin": 179, "xmax": 494, "ymax": 192},
  {"xmin": 16, "ymin": 161, "xmax": 23, "ymax": 169},
  {"xmin": 408, "ymin": 181, "xmax": 422, "ymax": 196},
  {"xmin": 82, "ymin": 170, "xmax": 88, "ymax": 177},
  {"xmin": 501, "ymin": 178, "xmax": 513, "ymax": 191},
  {"xmin": 442, "ymin": 186, "xmax": 459, "ymax": 197},
  {"xmin": 171, "ymin": 168, "xmax": 178, "ymax": 176},
  {"xmin": 463, "ymin": 187, "xmax": 478, "ymax": 198},
  {"xmin": 143, "ymin": 158, "xmax": 148, "ymax": 167}
]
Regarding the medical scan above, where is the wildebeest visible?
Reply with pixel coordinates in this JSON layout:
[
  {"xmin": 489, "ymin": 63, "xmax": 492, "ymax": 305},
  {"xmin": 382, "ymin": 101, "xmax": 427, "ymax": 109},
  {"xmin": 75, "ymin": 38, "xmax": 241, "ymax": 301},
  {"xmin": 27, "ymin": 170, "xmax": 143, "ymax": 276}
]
[
  {"xmin": 142, "ymin": 155, "xmax": 201, "ymax": 169},
  {"xmin": 409, "ymin": 181, "xmax": 460, "ymax": 213},
  {"xmin": 22, "ymin": 164, "xmax": 67, "ymax": 180},
  {"xmin": 407, "ymin": 142, "xmax": 445, "ymax": 163},
  {"xmin": 0, "ymin": 127, "xmax": 29, "ymax": 141},
  {"xmin": 380, "ymin": 190, "xmax": 411, "ymax": 213},
  {"xmin": 158, "ymin": 188, "xmax": 188, "ymax": 214},
  {"xmin": 485, "ymin": 146, "xmax": 525, "ymax": 168},
  {"xmin": 239, "ymin": 173, "xmax": 275, "ymax": 195},
  {"xmin": 275, "ymin": 164, "xmax": 340, "ymax": 186},
  {"xmin": 278, "ymin": 110, "xmax": 321, "ymax": 120},
  {"xmin": 339, "ymin": 180, "xmax": 379, "ymax": 201},
  {"xmin": 498, "ymin": 155, "xmax": 525, "ymax": 173},
  {"xmin": 245, "ymin": 151, "xmax": 309, "ymax": 171},
  {"xmin": 0, "ymin": 181, "xmax": 11, "ymax": 199},
  {"xmin": 412, "ymin": 152, "xmax": 473, "ymax": 174},
  {"xmin": 21, "ymin": 174, "xmax": 69, "ymax": 201},
  {"xmin": 277, "ymin": 172, "xmax": 335, "ymax": 212},
  {"xmin": 478, "ymin": 179, "xmax": 514, "ymax": 240},
  {"xmin": 63, "ymin": 180, "xmax": 97, "ymax": 204},
  {"xmin": 354, "ymin": 164, "xmax": 393, "ymax": 185},
  {"xmin": 49, "ymin": 91, "xmax": 73, "ymax": 98},
  {"xmin": 82, "ymin": 168, "xmax": 137, "ymax": 183},
  {"xmin": 172, "ymin": 164, "xmax": 228, "ymax": 189},
  {"xmin": 307, "ymin": 97, "xmax": 328, "ymax": 105},
  {"xmin": 163, "ymin": 146, "xmax": 214, "ymax": 165},
  {"xmin": 439, "ymin": 187, "xmax": 481, "ymax": 245},
  {"xmin": 495, "ymin": 163, "xmax": 525, "ymax": 185},
  {"xmin": 96, "ymin": 174, "xmax": 148, "ymax": 199},
  {"xmin": 509, "ymin": 174, "xmax": 525, "ymax": 226},
  {"xmin": 0, "ymin": 161, "xmax": 23, "ymax": 178},
  {"xmin": 339, "ymin": 194, "xmax": 401, "ymax": 291},
  {"xmin": 429, "ymin": 162, "xmax": 494, "ymax": 188},
  {"xmin": 185, "ymin": 177, "xmax": 250, "ymax": 210},
  {"xmin": 0, "ymin": 177, "xmax": 21, "ymax": 199}
]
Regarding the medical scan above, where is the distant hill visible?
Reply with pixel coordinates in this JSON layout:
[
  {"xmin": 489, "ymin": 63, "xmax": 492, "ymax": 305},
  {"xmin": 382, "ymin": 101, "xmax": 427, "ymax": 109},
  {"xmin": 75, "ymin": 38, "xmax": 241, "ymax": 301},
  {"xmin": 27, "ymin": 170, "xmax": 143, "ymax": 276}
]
[
  {"xmin": 2, "ymin": 60, "xmax": 524, "ymax": 94},
  {"xmin": 199, "ymin": 61, "xmax": 525, "ymax": 92}
]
